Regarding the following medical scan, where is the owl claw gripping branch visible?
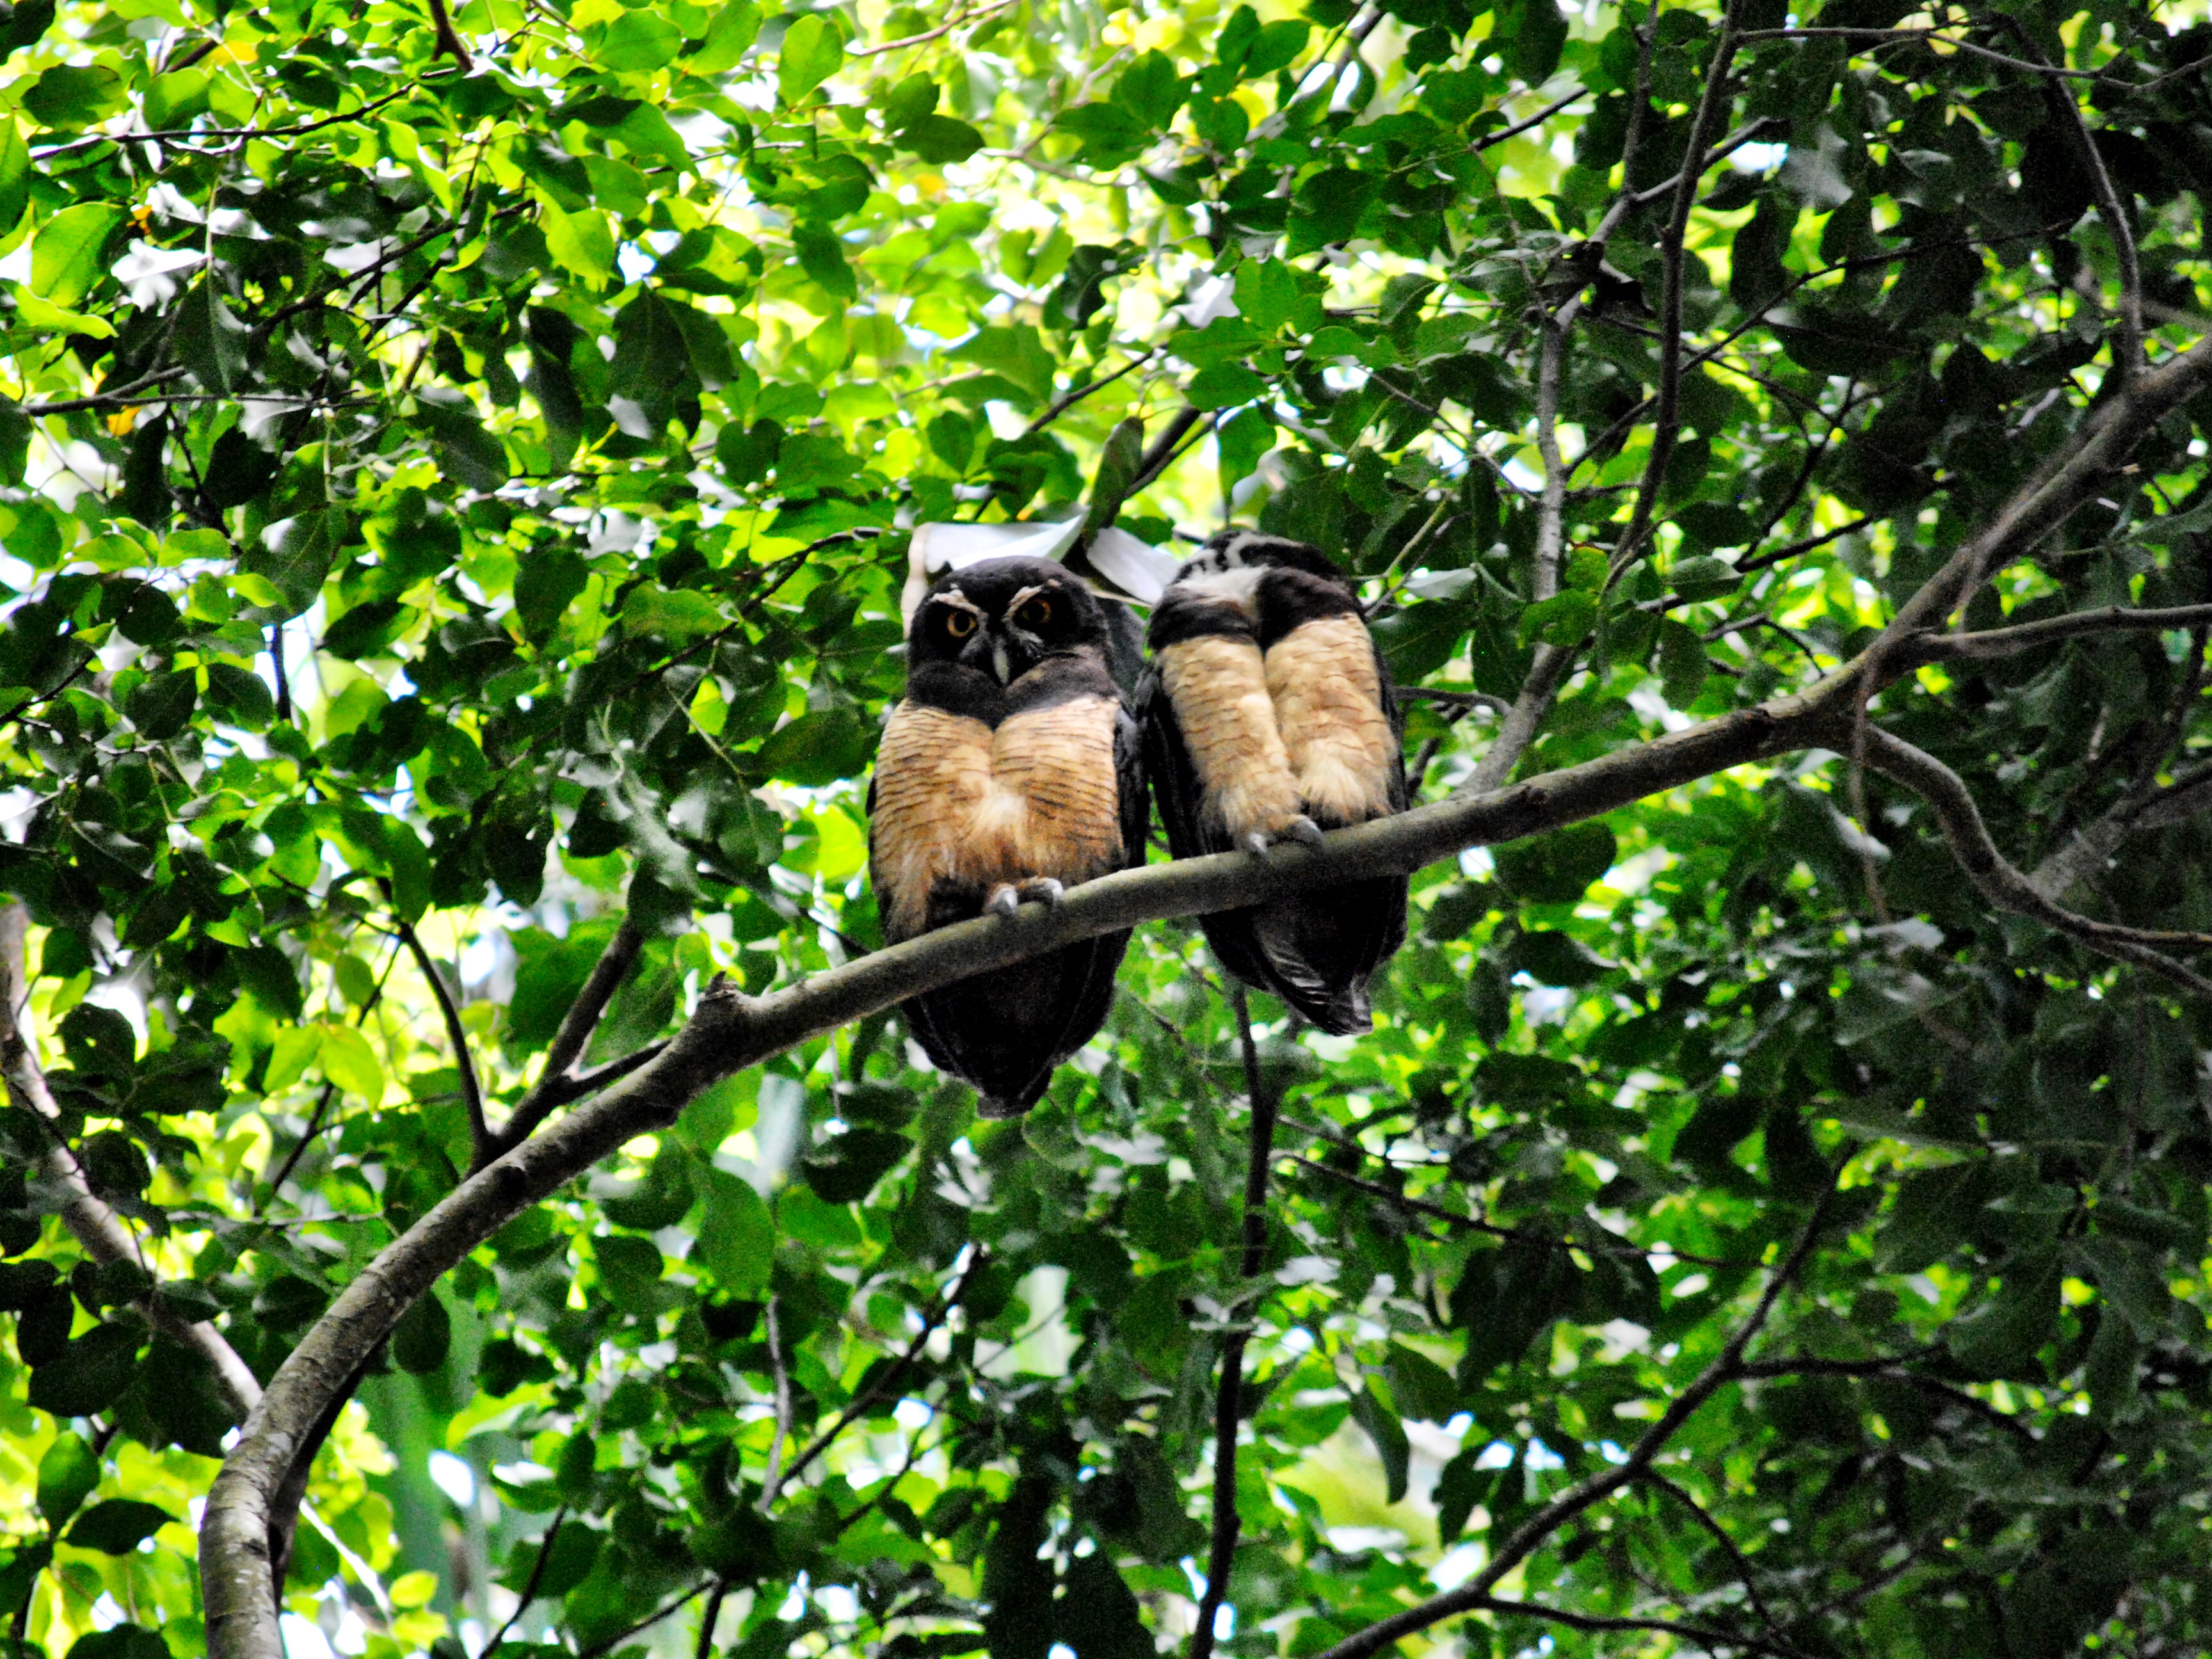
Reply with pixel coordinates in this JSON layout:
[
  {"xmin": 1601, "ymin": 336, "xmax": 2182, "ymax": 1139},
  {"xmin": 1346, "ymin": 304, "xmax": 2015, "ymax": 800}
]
[
  {"xmin": 867, "ymin": 556, "xmax": 1147, "ymax": 1119},
  {"xmin": 867, "ymin": 531, "xmax": 1409, "ymax": 1118}
]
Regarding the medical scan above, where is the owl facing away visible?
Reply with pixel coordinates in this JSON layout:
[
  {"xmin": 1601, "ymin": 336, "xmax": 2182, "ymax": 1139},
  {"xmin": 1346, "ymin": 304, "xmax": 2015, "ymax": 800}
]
[{"xmin": 1137, "ymin": 530, "xmax": 1409, "ymax": 1033}]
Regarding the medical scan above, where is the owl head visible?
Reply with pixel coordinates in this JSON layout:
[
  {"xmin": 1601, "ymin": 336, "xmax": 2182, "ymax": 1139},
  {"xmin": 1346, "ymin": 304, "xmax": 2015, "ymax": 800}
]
[
  {"xmin": 1170, "ymin": 529, "xmax": 1350, "ymax": 589},
  {"xmin": 908, "ymin": 555, "xmax": 1108, "ymax": 685}
]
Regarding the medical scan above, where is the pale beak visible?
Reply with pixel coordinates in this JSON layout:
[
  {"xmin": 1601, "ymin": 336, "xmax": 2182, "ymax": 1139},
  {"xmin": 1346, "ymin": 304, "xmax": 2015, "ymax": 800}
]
[{"xmin": 991, "ymin": 637, "xmax": 1011, "ymax": 684}]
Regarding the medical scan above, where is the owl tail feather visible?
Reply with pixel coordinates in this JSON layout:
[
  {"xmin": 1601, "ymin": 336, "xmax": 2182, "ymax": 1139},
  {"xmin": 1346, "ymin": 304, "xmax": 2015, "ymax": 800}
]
[{"xmin": 976, "ymin": 1091, "xmax": 1030, "ymax": 1119}]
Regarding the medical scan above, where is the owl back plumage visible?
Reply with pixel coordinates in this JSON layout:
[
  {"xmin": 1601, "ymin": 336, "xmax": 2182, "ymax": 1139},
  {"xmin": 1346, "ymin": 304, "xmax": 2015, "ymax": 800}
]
[{"xmin": 1137, "ymin": 531, "xmax": 1408, "ymax": 1033}]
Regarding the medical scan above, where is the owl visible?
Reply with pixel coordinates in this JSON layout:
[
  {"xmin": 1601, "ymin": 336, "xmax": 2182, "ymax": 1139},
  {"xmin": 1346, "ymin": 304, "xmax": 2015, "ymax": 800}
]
[
  {"xmin": 869, "ymin": 556, "xmax": 1148, "ymax": 1117},
  {"xmin": 1137, "ymin": 530, "xmax": 1408, "ymax": 1033}
]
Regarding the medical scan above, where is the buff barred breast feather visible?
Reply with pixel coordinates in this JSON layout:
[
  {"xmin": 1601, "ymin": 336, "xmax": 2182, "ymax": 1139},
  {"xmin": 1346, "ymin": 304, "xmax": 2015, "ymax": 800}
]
[{"xmin": 867, "ymin": 556, "xmax": 1146, "ymax": 1118}]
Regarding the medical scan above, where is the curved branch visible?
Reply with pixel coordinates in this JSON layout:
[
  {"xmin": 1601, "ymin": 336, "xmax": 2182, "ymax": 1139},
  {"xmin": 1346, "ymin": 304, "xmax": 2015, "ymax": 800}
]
[
  {"xmin": 1640, "ymin": 1468, "xmax": 1785, "ymax": 1640},
  {"xmin": 0, "ymin": 903, "xmax": 263, "ymax": 1423},
  {"xmin": 1311, "ymin": 1174, "xmax": 1841, "ymax": 1659},
  {"xmin": 1471, "ymin": 1595, "xmax": 1814, "ymax": 1659},
  {"xmin": 1905, "ymin": 602, "xmax": 2212, "ymax": 664},
  {"xmin": 1854, "ymin": 725, "xmax": 2212, "ymax": 995}
]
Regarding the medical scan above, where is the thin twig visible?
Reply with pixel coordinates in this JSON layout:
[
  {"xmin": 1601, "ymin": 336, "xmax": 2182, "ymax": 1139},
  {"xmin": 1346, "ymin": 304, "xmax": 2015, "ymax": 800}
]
[
  {"xmin": 757, "ymin": 1295, "xmax": 791, "ymax": 1514},
  {"xmin": 1190, "ymin": 985, "xmax": 1279, "ymax": 1659},
  {"xmin": 1471, "ymin": 88, "xmax": 1583, "ymax": 152},
  {"xmin": 2007, "ymin": 24, "xmax": 2142, "ymax": 381},
  {"xmin": 776, "ymin": 1251, "xmax": 984, "ymax": 1495},
  {"xmin": 1855, "ymin": 725, "xmax": 2212, "ymax": 994},
  {"xmin": 849, "ymin": 0, "xmax": 1015, "ymax": 56},
  {"xmin": 1903, "ymin": 602, "xmax": 2212, "ymax": 663},
  {"xmin": 1612, "ymin": 11, "xmax": 1743, "ymax": 579},
  {"xmin": 574, "ymin": 1581, "xmax": 714, "ymax": 1659},
  {"xmin": 1470, "ymin": 1596, "xmax": 1813, "ymax": 1659},
  {"xmin": 1313, "ymin": 1172, "xmax": 1843, "ymax": 1659},
  {"xmin": 387, "ymin": 894, "xmax": 491, "ymax": 1164},
  {"xmin": 1285, "ymin": 1153, "xmax": 1755, "ymax": 1269},
  {"xmin": 489, "ymin": 918, "xmax": 643, "ymax": 1158},
  {"xmin": 260, "ymin": 937, "xmax": 403, "ymax": 1205},
  {"xmin": 479, "ymin": 1507, "xmax": 566, "ymax": 1656},
  {"xmin": 1640, "ymin": 1470, "xmax": 1785, "ymax": 1639},
  {"xmin": 693, "ymin": 1581, "xmax": 727, "ymax": 1659}
]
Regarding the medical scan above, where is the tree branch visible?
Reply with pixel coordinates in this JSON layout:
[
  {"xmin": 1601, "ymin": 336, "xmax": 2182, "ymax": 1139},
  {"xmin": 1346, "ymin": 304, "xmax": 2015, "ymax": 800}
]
[
  {"xmin": 387, "ymin": 899, "xmax": 491, "ymax": 1166},
  {"xmin": 756, "ymin": 1294, "xmax": 791, "ymax": 1514},
  {"xmin": 1612, "ymin": 13, "xmax": 1743, "ymax": 577},
  {"xmin": 487, "ymin": 918, "xmax": 643, "ymax": 1159},
  {"xmin": 1469, "ymin": 1595, "xmax": 1815, "ymax": 1659},
  {"xmin": 1640, "ymin": 1468, "xmax": 1785, "ymax": 1641},
  {"xmin": 1311, "ymin": 1173, "xmax": 1841, "ymax": 1659},
  {"xmin": 1903, "ymin": 602, "xmax": 2212, "ymax": 663},
  {"xmin": 2020, "ymin": 31, "xmax": 2144, "ymax": 382},
  {"xmin": 1854, "ymin": 724, "xmax": 2212, "ymax": 995},
  {"xmin": 198, "ymin": 309, "xmax": 2212, "ymax": 1659},
  {"xmin": 774, "ymin": 1250, "xmax": 983, "ymax": 1496},
  {"xmin": 1190, "ymin": 986, "xmax": 1280, "ymax": 1659},
  {"xmin": 481, "ymin": 1507, "xmax": 566, "ymax": 1656},
  {"xmin": 0, "ymin": 902, "xmax": 263, "ymax": 1423}
]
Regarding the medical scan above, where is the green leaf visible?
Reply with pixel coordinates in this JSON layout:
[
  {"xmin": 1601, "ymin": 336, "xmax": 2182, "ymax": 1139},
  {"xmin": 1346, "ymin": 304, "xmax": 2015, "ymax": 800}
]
[
  {"xmin": 1055, "ymin": 102, "xmax": 1150, "ymax": 168},
  {"xmin": 899, "ymin": 113, "xmax": 984, "ymax": 165},
  {"xmin": 22, "ymin": 64, "xmax": 124, "ymax": 131},
  {"xmin": 776, "ymin": 12, "xmax": 844, "ymax": 107},
  {"xmin": 392, "ymin": 1288, "xmax": 451, "ymax": 1374},
  {"xmin": 1495, "ymin": 822, "xmax": 1617, "ymax": 902},
  {"xmin": 1656, "ymin": 616, "xmax": 1708, "ymax": 707},
  {"xmin": 1948, "ymin": 1249, "xmax": 2061, "ymax": 1379},
  {"xmin": 1286, "ymin": 168, "xmax": 1374, "ymax": 255},
  {"xmin": 28, "ymin": 1322, "xmax": 141, "ymax": 1418},
  {"xmin": 0, "ymin": 123, "xmax": 29, "ymax": 241},
  {"xmin": 65, "ymin": 1499, "xmax": 173, "ymax": 1555},
  {"xmin": 31, "ymin": 203, "xmax": 124, "ymax": 310},
  {"xmin": 541, "ymin": 203, "xmax": 616, "ymax": 287},
  {"xmin": 690, "ymin": 0, "xmax": 760, "ymax": 72},
  {"xmin": 1187, "ymin": 362, "xmax": 1268, "ymax": 410},
  {"xmin": 799, "ymin": 1126, "xmax": 912, "ymax": 1205},
  {"xmin": 1114, "ymin": 50, "xmax": 1185, "ymax": 129},
  {"xmin": 1350, "ymin": 1385, "xmax": 1411, "ymax": 1504},
  {"xmin": 792, "ymin": 222, "xmax": 858, "ymax": 300},
  {"xmin": 1517, "ymin": 589, "xmax": 1597, "ymax": 648},
  {"xmin": 695, "ymin": 1167, "xmax": 774, "ymax": 1295},
  {"xmin": 35, "ymin": 1434, "xmax": 97, "ymax": 1528},
  {"xmin": 593, "ymin": 9, "xmax": 682, "ymax": 72}
]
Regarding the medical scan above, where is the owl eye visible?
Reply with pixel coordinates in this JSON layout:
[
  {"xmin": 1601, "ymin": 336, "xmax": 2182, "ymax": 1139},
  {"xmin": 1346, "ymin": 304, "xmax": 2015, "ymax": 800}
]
[
  {"xmin": 943, "ymin": 609, "xmax": 977, "ymax": 638},
  {"xmin": 1014, "ymin": 595, "xmax": 1054, "ymax": 629}
]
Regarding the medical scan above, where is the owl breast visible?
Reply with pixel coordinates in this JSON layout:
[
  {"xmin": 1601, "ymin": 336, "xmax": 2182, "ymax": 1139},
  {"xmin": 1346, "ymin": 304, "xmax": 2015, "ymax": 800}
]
[{"xmin": 871, "ymin": 693, "xmax": 1125, "ymax": 942}]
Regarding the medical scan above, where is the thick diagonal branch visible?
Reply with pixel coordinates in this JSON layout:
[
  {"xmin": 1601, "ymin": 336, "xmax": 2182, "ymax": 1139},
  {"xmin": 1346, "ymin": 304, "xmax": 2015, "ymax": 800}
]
[{"xmin": 0, "ymin": 903, "xmax": 262, "ymax": 1422}]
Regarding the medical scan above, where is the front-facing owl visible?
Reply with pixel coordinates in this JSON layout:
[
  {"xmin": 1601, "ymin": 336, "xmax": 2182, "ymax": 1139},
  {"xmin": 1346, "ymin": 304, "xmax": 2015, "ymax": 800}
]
[
  {"xmin": 1137, "ymin": 531, "xmax": 1408, "ymax": 1033},
  {"xmin": 869, "ymin": 556, "xmax": 1146, "ymax": 1118}
]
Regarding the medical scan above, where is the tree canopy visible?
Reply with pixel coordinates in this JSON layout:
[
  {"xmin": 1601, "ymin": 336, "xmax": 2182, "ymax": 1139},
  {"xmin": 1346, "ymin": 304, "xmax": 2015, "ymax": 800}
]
[{"xmin": 6, "ymin": 0, "xmax": 2212, "ymax": 1656}]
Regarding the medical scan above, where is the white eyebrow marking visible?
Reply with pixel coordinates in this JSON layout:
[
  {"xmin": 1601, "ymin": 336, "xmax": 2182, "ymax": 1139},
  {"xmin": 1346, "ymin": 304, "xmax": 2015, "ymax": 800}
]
[
  {"xmin": 933, "ymin": 591, "xmax": 988, "ymax": 618},
  {"xmin": 1005, "ymin": 584, "xmax": 1054, "ymax": 614}
]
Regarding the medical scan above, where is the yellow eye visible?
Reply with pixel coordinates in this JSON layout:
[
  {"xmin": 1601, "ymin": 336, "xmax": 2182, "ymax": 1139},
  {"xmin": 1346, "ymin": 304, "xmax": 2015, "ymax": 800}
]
[
  {"xmin": 943, "ymin": 609, "xmax": 977, "ymax": 638},
  {"xmin": 1016, "ymin": 596, "xmax": 1053, "ymax": 629}
]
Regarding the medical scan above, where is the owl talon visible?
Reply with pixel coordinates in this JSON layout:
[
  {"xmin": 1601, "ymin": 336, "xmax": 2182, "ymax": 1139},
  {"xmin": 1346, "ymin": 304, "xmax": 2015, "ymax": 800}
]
[
  {"xmin": 1239, "ymin": 831, "xmax": 1272, "ymax": 856},
  {"xmin": 1017, "ymin": 878, "xmax": 1066, "ymax": 907},
  {"xmin": 985, "ymin": 885, "xmax": 1021, "ymax": 918},
  {"xmin": 1285, "ymin": 815, "xmax": 1325, "ymax": 848}
]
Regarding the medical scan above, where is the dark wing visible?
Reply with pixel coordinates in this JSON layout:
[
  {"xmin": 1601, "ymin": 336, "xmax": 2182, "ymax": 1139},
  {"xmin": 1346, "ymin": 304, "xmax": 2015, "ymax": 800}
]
[
  {"xmin": 1114, "ymin": 699, "xmax": 1148, "ymax": 869},
  {"xmin": 1372, "ymin": 629, "xmax": 1412, "ymax": 813}
]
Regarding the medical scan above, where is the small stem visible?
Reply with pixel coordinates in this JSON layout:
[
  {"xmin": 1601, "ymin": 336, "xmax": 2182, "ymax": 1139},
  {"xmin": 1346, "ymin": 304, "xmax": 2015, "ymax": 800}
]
[
  {"xmin": 1189, "ymin": 985, "xmax": 1279, "ymax": 1659},
  {"xmin": 387, "ymin": 894, "xmax": 490, "ymax": 1165},
  {"xmin": 757, "ymin": 1295, "xmax": 790, "ymax": 1514}
]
